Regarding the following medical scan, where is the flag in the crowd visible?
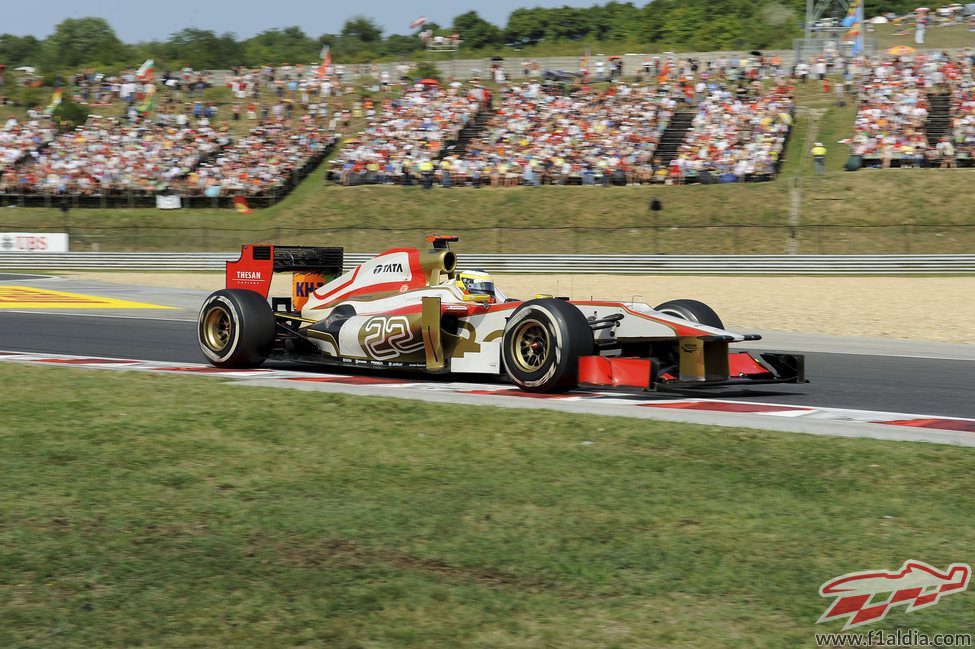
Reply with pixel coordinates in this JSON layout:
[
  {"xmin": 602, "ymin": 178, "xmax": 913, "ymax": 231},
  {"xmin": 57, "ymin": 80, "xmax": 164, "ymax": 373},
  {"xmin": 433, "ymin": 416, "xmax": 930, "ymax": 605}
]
[
  {"xmin": 657, "ymin": 62, "xmax": 671, "ymax": 85},
  {"xmin": 317, "ymin": 45, "xmax": 332, "ymax": 79},
  {"xmin": 915, "ymin": 24, "xmax": 926, "ymax": 44},
  {"xmin": 136, "ymin": 59, "xmax": 154, "ymax": 81},
  {"xmin": 44, "ymin": 88, "xmax": 62, "ymax": 115},
  {"xmin": 137, "ymin": 83, "xmax": 156, "ymax": 113},
  {"xmin": 840, "ymin": 0, "xmax": 860, "ymax": 27},
  {"xmin": 410, "ymin": 16, "xmax": 427, "ymax": 30},
  {"xmin": 915, "ymin": 11, "xmax": 928, "ymax": 44},
  {"xmin": 842, "ymin": 0, "xmax": 865, "ymax": 55},
  {"xmin": 233, "ymin": 195, "xmax": 253, "ymax": 215}
]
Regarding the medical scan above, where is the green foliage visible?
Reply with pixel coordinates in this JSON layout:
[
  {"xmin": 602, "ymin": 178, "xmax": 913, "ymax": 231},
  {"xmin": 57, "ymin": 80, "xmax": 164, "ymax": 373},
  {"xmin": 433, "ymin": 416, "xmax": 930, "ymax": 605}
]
[
  {"xmin": 165, "ymin": 28, "xmax": 244, "ymax": 69},
  {"xmin": 452, "ymin": 11, "xmax": 504, "ymax": 49},
  {"xmin": 412, "ymin": 61, "xmax": 442, "ymax": 82},
  {"xmin": 241, "ymin": 27, "xmax": 318, "ymax": 67},
  {"xmin": 0, "ymin": 0, "xmax": 960, "ymax": 73},
  {"xmin": 49, "ymin": 96, "xmax": 90, "ymax": 132},
  {"xmin": 11, "ymin": 85, "xmax": 45, "ymax": 110},
  {"xmin": 0, "ymin": 34, "xmax": 41, "ymax": 68},
  {"xmin": 41, "ymin": 17, "xmax": 130, "ymax": 69},
  {"xmin": 341, "ymin": 15, "xmax": 384, "ymax": 43}
]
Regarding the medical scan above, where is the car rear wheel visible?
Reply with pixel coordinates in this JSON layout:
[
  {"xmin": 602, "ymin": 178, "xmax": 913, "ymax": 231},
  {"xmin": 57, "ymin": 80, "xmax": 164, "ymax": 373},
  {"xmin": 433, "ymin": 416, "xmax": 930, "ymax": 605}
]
[
  {"xmin": 502, "ymin": 298, "xmax": 593, "ymax": 393},
  {"xmin": 654, "ymin": 299, "xmax": 724, "ymax": 329},
  {"xmin": 198, "ymin": 289, "xmax": 276, "ymax": 368}
]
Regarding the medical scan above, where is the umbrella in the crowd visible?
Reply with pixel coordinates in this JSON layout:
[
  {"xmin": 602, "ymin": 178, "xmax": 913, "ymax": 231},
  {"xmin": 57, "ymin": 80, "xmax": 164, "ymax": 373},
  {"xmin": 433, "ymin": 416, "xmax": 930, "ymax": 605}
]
[
  {"xmin": 750, "ymin": 50, "xmax": 763, "ymax": 56},
  {"xmin": 490, "ymin": 56, "xmax": 504, "ymax": 61},
  {"xmin": 887, "ymin": 45, "xmax": 917, "ymax": 55},
  {"xmin": 915, "ymin": 7, "xmax": 930, "ymax": 12},
  {"xmin": 14, "ymin": 66, "xmax": 35, "ymax": 73},
  {"xmin": 608, "ymin": 55, "xmax": 621, "ymax": 61},
  {"xmin": 419, "ymin": 78, "xmax": 440, "ymax": 86},
  {"xmin": 871, "ymin": 16, "xmax": 890, "ymax": 23}
]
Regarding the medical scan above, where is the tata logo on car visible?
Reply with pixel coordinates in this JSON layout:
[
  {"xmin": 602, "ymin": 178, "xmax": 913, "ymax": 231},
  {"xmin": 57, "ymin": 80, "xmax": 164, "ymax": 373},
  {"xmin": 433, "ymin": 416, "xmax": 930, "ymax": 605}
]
[
  {"xmin": 373, "ymin": 263, "xmax": 404, "ymax": 274},
  {"xmin": 236, "ymin": 271, "xmax": 263, "ymax": 280}
]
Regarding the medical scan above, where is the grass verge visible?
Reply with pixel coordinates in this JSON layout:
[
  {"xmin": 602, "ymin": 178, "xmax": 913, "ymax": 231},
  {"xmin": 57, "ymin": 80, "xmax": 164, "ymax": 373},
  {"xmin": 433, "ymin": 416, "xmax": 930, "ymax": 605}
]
[{"xmin": 1, "ymin": 364, "xmax": 974, "ymax": 648}]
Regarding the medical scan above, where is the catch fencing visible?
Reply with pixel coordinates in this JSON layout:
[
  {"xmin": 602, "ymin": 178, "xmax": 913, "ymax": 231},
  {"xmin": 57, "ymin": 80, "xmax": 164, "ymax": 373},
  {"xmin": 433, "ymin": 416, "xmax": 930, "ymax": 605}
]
[{"xmin": 2, "ymin": 252, "xmax": 974, "ymax": 275}]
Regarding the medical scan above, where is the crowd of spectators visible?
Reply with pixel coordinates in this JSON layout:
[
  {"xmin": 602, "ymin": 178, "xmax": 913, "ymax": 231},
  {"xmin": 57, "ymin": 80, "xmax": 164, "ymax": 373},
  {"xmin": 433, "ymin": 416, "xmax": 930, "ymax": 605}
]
[
  {"xmin": 327, "ymin": 83, "xmax": 483, "ymax": 185},
  {"xmin": 331, "ymin": 73, "xmax": 794, "ymax": 187},
  {"xmin": 0, "ymin": 108, "xmax": 338, "ymax": 198},
  {"xmin": 66, "ymin": 67, "xmax": 214, "ymax": 107},
  {"xmin": 849, "ymin": 57, "xmax": 934, "ymax": 166},
  {"xmin": 171, "ymin": 119, "xmax": 339, "ymax": 197},
  {"xmin": 0, "ymin": 115, "xmax": 228, "ymax": 195},
  {"xmin": 848, "ymin": 51, "xmax": 975, "ymax": 167},
  {"xmin": 459, "ymin": 82, "xmax": 675, "ymax": 186},
  {"xmin": 1, "ymin": 113, "xmax": 55, "ymax": 171},
  {"xmin": 669, "ymin": 84, "xmax": 794, "ymax": 182},
  {"xmin": 947, "ymin": 61, "xmax": 975, "ymax": 161}
]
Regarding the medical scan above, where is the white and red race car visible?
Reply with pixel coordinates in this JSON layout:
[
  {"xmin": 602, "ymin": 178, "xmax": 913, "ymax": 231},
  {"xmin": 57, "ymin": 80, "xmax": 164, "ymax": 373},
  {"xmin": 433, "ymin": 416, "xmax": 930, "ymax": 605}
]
[{"xmin": 198, "ymin": 236, "xmax": 805, "ymax": 393}]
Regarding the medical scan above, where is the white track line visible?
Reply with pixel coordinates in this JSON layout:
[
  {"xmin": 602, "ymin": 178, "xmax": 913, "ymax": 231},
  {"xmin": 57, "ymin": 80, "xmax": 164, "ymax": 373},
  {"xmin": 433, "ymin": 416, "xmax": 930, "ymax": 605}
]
[{"xmin": 2, "ymin": 349, "xmax": 974, "ymax": 447}]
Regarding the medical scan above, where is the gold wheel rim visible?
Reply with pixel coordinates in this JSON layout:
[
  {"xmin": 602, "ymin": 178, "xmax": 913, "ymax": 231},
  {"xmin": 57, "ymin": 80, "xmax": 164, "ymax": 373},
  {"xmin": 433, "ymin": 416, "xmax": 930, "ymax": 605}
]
[
  {"xmin": 202, "ymin": 305, "xmax": 232, "ymax": 352},
  {"xmin": 510, "ymin": 319, "xmax": 550, "ymax": 373}
]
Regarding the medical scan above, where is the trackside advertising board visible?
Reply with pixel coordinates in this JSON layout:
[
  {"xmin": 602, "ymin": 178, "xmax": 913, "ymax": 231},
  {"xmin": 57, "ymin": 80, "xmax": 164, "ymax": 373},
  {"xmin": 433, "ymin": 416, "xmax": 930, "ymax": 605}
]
[{"xmin": 0, "ymin": 233, "xmax": 70, "ymax": 252}]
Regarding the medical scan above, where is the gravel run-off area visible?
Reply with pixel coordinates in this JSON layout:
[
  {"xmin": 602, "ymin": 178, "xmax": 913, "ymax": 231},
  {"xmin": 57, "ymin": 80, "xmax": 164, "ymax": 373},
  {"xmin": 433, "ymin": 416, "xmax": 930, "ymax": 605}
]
[{"xmin": 66, "ymin": 272, "xmax": 975, "ymax": 345}]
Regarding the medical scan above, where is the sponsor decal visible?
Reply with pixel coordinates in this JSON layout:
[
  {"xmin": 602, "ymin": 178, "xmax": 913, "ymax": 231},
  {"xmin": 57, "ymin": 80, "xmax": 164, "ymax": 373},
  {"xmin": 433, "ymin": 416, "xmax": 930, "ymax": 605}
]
[
  {"xmin": 362, "ymin": 315, "xmax": 425, "ymax": 360},
  {"xmin": 818, "ymin": 560, "xmax": 971, "ymax": 630},
  {"xmin": 236, "ymin": 270, "xmax": 263, "ymax": 280},
  {"xmin": 0, "ymin": 232, "xmax": 69, "ymax": 252},
  {"xmin": 294, "ymin": 281, "xmax": 323, "ymax": 297},
  {"xmin": 373, "ymin": 263, "xmax": 404, "ymax": 274}
]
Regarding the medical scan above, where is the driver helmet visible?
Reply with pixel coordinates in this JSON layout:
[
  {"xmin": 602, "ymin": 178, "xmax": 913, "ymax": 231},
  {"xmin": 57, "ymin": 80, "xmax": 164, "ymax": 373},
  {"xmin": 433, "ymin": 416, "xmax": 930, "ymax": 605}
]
[{"xmin": 455, "ymin": 269, "xmax": 496, "ymax": 303}]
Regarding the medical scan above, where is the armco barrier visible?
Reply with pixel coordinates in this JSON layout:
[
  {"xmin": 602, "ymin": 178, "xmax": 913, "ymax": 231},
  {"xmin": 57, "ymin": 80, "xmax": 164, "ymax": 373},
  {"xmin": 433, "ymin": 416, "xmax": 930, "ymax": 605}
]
[{"xmin": 1, "ymin": 252, "xmax": 975, "ymax": 275}]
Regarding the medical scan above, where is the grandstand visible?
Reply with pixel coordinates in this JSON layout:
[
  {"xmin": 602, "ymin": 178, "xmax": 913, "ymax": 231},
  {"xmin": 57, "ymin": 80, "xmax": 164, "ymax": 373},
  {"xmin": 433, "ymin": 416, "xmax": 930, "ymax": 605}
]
[
  {"xmin": 851, "ymin": 51, "xmax": 975, "ymax": 168},
  {"xmin": 2, "ymin": 49, "xmax": 975, "ymax": 206}
]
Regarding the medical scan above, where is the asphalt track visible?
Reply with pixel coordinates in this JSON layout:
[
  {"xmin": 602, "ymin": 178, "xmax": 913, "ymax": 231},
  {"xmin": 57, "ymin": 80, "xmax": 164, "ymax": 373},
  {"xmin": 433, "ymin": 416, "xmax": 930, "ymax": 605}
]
[{"xmin": 2, "ymin": 311, "xmax": 974, "ymax": 419}]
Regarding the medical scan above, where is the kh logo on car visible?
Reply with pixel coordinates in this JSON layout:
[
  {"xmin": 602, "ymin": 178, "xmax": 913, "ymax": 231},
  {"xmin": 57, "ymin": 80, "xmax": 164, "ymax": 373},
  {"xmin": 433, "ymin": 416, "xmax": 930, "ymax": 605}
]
[{"xmin": 818, "ymin": 560, "xmax": 970, "ymax": 630}]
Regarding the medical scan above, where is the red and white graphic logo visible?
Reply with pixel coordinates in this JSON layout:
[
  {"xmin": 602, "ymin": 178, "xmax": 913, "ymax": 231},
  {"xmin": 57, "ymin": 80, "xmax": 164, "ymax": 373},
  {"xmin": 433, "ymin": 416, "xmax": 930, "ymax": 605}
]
[{"xmin": 818, "ymin": 560, "xmax": 970, "ymax": 630}]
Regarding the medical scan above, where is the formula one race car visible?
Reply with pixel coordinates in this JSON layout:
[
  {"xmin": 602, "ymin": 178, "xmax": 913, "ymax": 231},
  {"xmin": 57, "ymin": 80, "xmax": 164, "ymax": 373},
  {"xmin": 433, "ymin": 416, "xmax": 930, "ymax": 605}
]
[{"xmin": 198, "ymin": 236, "xmax": 805, "ymax": 393}]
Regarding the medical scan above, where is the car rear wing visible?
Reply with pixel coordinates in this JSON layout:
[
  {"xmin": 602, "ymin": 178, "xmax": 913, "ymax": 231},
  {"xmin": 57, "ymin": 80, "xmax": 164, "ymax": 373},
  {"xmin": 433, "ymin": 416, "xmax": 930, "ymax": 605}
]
[{"xmin": 226, "ymin": 244, "xmax": 344, "ymax": 299}]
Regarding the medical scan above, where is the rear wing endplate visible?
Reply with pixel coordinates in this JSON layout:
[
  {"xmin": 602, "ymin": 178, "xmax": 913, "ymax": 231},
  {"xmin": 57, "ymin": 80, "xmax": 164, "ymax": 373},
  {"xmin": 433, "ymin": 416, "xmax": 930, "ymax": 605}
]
[{"xmin": 226, "ymin": 244, "xmax": 344, "ymax": 298}]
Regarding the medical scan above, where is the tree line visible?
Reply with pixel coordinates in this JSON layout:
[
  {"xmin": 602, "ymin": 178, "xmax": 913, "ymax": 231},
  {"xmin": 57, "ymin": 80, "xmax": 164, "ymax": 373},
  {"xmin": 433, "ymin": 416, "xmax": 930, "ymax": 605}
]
[{"xmin": 0, "ymin": 1, "xmax": 953, "ymax": 74}]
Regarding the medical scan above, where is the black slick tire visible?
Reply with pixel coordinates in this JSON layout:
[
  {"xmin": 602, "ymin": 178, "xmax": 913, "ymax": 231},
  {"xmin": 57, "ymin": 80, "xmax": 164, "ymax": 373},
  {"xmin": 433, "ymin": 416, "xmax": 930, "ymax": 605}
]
[
  {"xmin": 502, "ymin": 298, "xmax": 593, "ymax": 393},
  {"xmin": 198, "ymin": 289, "xmax": 276, "ymax": 368}
]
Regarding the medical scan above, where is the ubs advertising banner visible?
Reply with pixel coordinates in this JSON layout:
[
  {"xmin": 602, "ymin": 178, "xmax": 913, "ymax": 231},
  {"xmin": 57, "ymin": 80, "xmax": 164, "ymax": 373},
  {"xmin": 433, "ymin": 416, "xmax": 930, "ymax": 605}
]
[{"xmin": 0, "ymin": 233, "xmax": 70, "ymax": 252}]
